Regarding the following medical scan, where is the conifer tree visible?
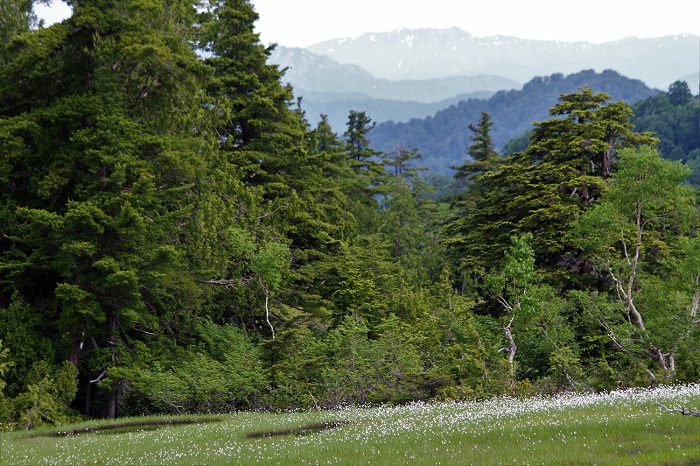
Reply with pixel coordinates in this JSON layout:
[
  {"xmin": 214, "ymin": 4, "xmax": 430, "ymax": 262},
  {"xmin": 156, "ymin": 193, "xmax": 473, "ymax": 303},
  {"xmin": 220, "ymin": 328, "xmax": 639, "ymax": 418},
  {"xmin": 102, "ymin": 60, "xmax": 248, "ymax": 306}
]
[
  {"xmin": 442, "ymin": 88, "xmax": 656, "ymax": 281},
  {"xmin": 341, "ymin": 110, "xmax": 385, "ymax": 233},
  {"xmin": 0, "ymin": 0, "xmax": 207, "ymax": 418},
  {"xmin": 453, "ymin": 111, "xmax": 500, "ymax": 180},
  {"xmin": 200, "ymin": 0, "xmax": 357, "ymax": 335}
]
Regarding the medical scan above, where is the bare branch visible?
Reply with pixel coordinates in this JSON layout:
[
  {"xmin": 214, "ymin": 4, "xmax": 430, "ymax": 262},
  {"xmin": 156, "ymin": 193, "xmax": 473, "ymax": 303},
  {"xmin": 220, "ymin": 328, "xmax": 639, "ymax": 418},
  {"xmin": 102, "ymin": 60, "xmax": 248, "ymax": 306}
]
[
  {"xmin": 258, "ymin": 203, "xmax": 289, "ymax": 220},
  {"xmin": 654, "ymin": 402, "xmax": 700, "ymax": 417},
  {"xmin": 205, "ymin": 275, "xmax": 254, "ymax": 287},
  {"xmin": 90, "ymin": 368, "xmax": 107, "ymax": 384}
]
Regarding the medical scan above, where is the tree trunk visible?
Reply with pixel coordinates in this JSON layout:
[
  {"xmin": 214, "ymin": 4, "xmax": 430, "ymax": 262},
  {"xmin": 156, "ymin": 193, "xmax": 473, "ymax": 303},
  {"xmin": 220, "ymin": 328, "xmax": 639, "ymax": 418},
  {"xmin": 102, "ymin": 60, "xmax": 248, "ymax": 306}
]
[
  {"xmin": 652, "ymin": 346, "xmax": 675, "ymax": 379},
  {"xmin": 85, "ymin": 378, "xmax": 92, "ymax": 417},
  {"xmin": 502, "ymin": 324, "xmax": 517, "ymax": 393},
  {"xmin": 105, "ymin": 388, "xmax": 117, "ymax": 419}
]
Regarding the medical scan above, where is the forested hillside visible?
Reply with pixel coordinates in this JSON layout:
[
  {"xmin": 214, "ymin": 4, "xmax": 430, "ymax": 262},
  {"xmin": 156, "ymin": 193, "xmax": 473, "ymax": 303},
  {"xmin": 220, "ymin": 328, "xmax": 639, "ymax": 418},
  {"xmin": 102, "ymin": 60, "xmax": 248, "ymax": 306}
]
[
  {"xmin": 631, "ymin": 81, "xmax": 700, "ymax": 185},
  {"xmin": 1, "ymin": 0, "xmax": 699, "ymax": 430},
  {"xmin": 368, "ymin": 70, "xmax": 657, "ymax": 175}
]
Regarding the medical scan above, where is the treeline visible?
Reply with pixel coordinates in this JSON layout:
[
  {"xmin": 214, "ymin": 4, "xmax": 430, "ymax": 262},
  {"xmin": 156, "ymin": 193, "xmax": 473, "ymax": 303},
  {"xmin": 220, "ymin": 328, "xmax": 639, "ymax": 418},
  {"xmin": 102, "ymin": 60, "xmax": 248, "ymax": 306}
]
[{"xmin": 0, "ymin": 0, "xmax": 699, "ymax": 430}]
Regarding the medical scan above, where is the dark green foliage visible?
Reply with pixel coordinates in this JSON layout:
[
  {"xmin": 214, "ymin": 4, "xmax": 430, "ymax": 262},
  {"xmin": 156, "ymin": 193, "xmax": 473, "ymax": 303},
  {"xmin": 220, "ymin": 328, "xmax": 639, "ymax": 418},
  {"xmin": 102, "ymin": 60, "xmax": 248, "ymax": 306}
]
[
  {"xmin": 0, "ymin": 0, "xmax": 50, "ymax": 49},
  {"xmin": 631, "ymin": 81, "xmax": 700, "ymax": 185},
  {"xmin": 119, "ymin": 320, "xmax": 267, "ymax": 414},
  {"xmin": 10, "ymin": 360, "xmax": 79, "ymax": 429},
  {"xmin": 0, "ymin": 0, "xmax": 209, "ymax": 419},
  {"xmin": 567, "ymin": 147, "xmax": 696, "ymax": 381},
  {"xmin": 442, "ymin": 88, "xmax": 656, "ymax": 279},
  {"xmin": 2, "ymin": 0, "xmax": 699, "ymax": 429}
]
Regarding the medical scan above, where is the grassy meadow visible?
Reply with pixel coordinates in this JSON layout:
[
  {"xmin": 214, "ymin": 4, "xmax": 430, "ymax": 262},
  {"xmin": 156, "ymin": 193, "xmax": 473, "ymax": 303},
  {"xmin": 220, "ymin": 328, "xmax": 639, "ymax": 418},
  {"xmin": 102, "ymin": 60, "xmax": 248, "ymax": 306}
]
[{"xmin": 2, "ymin": 384, "xmax": 699, "ymax": 465}]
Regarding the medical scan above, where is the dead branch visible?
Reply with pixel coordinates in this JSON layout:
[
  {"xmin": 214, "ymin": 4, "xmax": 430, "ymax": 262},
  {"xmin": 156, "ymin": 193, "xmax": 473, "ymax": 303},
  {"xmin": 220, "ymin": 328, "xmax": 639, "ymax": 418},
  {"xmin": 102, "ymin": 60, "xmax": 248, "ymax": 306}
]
[
  {"xmin": 205, "ymin": 275, "xmax": 254, "ymax": 287},
  {"xmin": 654, "ymin": 402, "xmax": 700, "ymax": 417},
  {"xmin": 90, "ymin": 368, "xmax": 107, "ymax": 384},
  {"xmin": 258, "ymin": 202, "xmax": 289, "ymax": 220}
]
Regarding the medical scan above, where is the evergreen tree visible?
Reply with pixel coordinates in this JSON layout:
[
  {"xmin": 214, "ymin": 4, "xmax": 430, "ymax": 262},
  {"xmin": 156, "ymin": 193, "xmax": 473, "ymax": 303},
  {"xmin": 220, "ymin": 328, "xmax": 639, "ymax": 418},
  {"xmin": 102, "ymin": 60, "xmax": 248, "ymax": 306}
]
[
  {"xmin": 631, "ymin": 81, "xmax": 700, "ymax": 185},
  {"xmin": 0, "ymin": 0, "xmax": 207, "ymax": 418},
  {"xmin": 442, "ymin": 111, "xmax": 504, "ymax": 279},
  {"xmin": 668, "ymin": 80, "xmax": 693, "ymax": 106},
  {"xmin": 199, "ymin": 0, "xmax": 353, "ymax": 332},
  {"xmin": 379, "ymin": 146, "xmax": 442, "ymax": 286},
  {"xmin": 339, "ymin": 110, "xmax": 385, "ymax": 234},
  {"xmin": 453, "ymin": 111, "xmax": 500, "ymax": 180},
  {"xmin": 442, "ymin": 88, "xmax": 657, "ymax": 282},
  {"xmin": 344, "ymin": 110, "xmax": 383, "ymax": 176}
]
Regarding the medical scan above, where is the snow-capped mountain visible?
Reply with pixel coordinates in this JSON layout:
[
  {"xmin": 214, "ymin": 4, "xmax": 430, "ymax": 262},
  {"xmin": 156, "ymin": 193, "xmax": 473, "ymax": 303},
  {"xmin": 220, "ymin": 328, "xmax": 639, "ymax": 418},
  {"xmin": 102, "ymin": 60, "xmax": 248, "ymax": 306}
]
[{"xmin": 307, "ymin": 28, "xmax": 700, "ymax": 90}]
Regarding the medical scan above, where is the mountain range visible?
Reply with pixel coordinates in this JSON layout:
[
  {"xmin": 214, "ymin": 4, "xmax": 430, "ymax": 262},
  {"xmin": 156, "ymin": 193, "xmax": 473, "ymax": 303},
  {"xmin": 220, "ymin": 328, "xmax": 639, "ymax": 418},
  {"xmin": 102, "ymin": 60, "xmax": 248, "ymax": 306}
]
[
  {"xmin": 269, "ymin": 46, "xmax": 520, "ymax": 131},
  {"xmin": 307, "ymin": 28, "xmax": 699, "ymax": 88},
  {"xmin": 269, "ymin": 28, "xmax": 699, "ymax": 134}
]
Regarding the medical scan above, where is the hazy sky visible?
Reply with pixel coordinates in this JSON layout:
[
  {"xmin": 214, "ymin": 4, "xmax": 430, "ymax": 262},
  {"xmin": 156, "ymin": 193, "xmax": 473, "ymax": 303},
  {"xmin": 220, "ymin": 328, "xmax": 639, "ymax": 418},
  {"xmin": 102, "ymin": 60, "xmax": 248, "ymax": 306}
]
[{"xmin": 38, "ymin": 0, "xmax": 700, "ymax": 47}]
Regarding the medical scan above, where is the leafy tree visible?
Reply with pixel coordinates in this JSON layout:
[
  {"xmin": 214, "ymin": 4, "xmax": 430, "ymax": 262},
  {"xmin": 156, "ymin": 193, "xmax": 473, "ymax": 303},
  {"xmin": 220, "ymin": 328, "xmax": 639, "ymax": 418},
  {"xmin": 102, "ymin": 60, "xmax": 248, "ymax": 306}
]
[
  {"xmin": 11, "ymin": 360, "xmax": 79, "ymax": 429},
  {"xmin": 0, "ymin": 340, "xmax": 11, "ymax": 418},
  {"xmin": 0, "ymin": 0, "xmax": 49, "ymax": 48},
  {"xmin": 568, "ymin": 146, "xmax": 696, "ymax": 380},
  {"xmin": 482, "ymin": 234, "xmax": 537, "ymax": 391},
  {"xmin": 251, "ymin": 241, "xmax": 290, "ymax": 340},
  {"xmin": 120, "ymin": 320, "xmax": 267, "ymax": 414}
]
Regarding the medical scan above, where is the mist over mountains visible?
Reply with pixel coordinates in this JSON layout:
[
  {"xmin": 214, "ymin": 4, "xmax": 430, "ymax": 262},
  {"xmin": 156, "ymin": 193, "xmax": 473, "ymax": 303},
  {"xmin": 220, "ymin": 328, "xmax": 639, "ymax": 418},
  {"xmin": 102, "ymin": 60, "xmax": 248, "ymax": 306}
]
[
  {"xmin": 268, "ymin": 28, "xmax": 698, "ymax": 178},
  {"xmin": 307, "ymin": 28, "xmax": 699, "ymax": 89},
  {"xmin": 269, "ymin": 46, "xmax": 520, "ymax": 130},
  {"xmin": 269, "ymin": 28, "xmax": 699, "ymax": 135},
  {"xmin": 270, "ymin": 46, "xmax": 521, "ymax": 102}
]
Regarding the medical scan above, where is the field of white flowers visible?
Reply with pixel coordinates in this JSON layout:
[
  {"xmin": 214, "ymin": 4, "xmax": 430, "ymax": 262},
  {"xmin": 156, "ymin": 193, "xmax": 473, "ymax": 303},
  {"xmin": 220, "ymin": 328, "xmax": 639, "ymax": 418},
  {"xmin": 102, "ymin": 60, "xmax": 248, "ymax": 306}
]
[{"xmin": 3, "ymin": 383, "xmax": 700, "ymax": 465}]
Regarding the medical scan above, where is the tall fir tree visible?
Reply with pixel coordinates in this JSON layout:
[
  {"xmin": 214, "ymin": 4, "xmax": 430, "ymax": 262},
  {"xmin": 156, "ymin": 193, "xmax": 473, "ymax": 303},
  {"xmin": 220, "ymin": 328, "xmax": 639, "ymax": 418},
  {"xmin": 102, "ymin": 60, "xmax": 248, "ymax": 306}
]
[{"xmin": 0, "ymin": 0, "xmax": 208, "ymax": 418}]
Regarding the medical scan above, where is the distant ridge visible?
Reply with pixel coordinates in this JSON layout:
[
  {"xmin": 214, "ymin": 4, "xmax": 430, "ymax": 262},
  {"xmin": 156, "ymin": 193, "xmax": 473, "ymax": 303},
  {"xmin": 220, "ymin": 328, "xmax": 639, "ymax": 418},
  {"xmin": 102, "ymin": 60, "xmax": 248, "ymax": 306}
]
[
  {"xmin": 269, "ymin": 45, "xmax": 522, "ymax": 132},
  {"xmin": 368, "ymin": 70, "xmax": 659, "ymax": 176},
  {"xmin": 307, "ymin": 28, "xmax": 699, "ymax": 90},
  {"xmin": 270, "ymin": 46, "xmax": 520, "ymax": 103},
  {"xmin": 293, "ymin": 90, "xmax": 495, "ymax": 134}
]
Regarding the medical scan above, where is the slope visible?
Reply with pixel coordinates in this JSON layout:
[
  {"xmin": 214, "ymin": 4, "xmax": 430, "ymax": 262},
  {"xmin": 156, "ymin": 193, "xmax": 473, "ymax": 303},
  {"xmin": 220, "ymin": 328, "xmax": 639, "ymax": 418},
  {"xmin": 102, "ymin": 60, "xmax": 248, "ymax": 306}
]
[{"xmin": 368, "ymin": 70, "xmax": 658, "ymax": 175}]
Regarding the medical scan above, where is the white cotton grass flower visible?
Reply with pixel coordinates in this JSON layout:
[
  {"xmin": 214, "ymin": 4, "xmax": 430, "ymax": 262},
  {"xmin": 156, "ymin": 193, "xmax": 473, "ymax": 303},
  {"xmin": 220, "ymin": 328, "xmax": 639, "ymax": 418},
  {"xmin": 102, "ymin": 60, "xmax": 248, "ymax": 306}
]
[{"xmin": 2, "ymin": 383, "xmax": 699, "ymax": 465}]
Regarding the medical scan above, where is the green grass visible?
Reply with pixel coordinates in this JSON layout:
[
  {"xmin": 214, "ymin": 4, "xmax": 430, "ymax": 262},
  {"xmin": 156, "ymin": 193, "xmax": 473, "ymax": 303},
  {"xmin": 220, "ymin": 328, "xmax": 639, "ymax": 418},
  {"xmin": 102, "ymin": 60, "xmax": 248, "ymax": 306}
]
[{"xmin": 2, "ymin": 384, "xmax": 699, "ymax": 465}]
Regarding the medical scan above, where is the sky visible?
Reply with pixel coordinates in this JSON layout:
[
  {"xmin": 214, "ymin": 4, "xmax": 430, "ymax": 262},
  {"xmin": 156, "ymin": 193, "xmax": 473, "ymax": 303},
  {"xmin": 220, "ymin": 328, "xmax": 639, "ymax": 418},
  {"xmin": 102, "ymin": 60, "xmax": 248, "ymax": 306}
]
[{"xmin": 37, "ymin": 0, "xmax": 700, "ymax": 47}]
